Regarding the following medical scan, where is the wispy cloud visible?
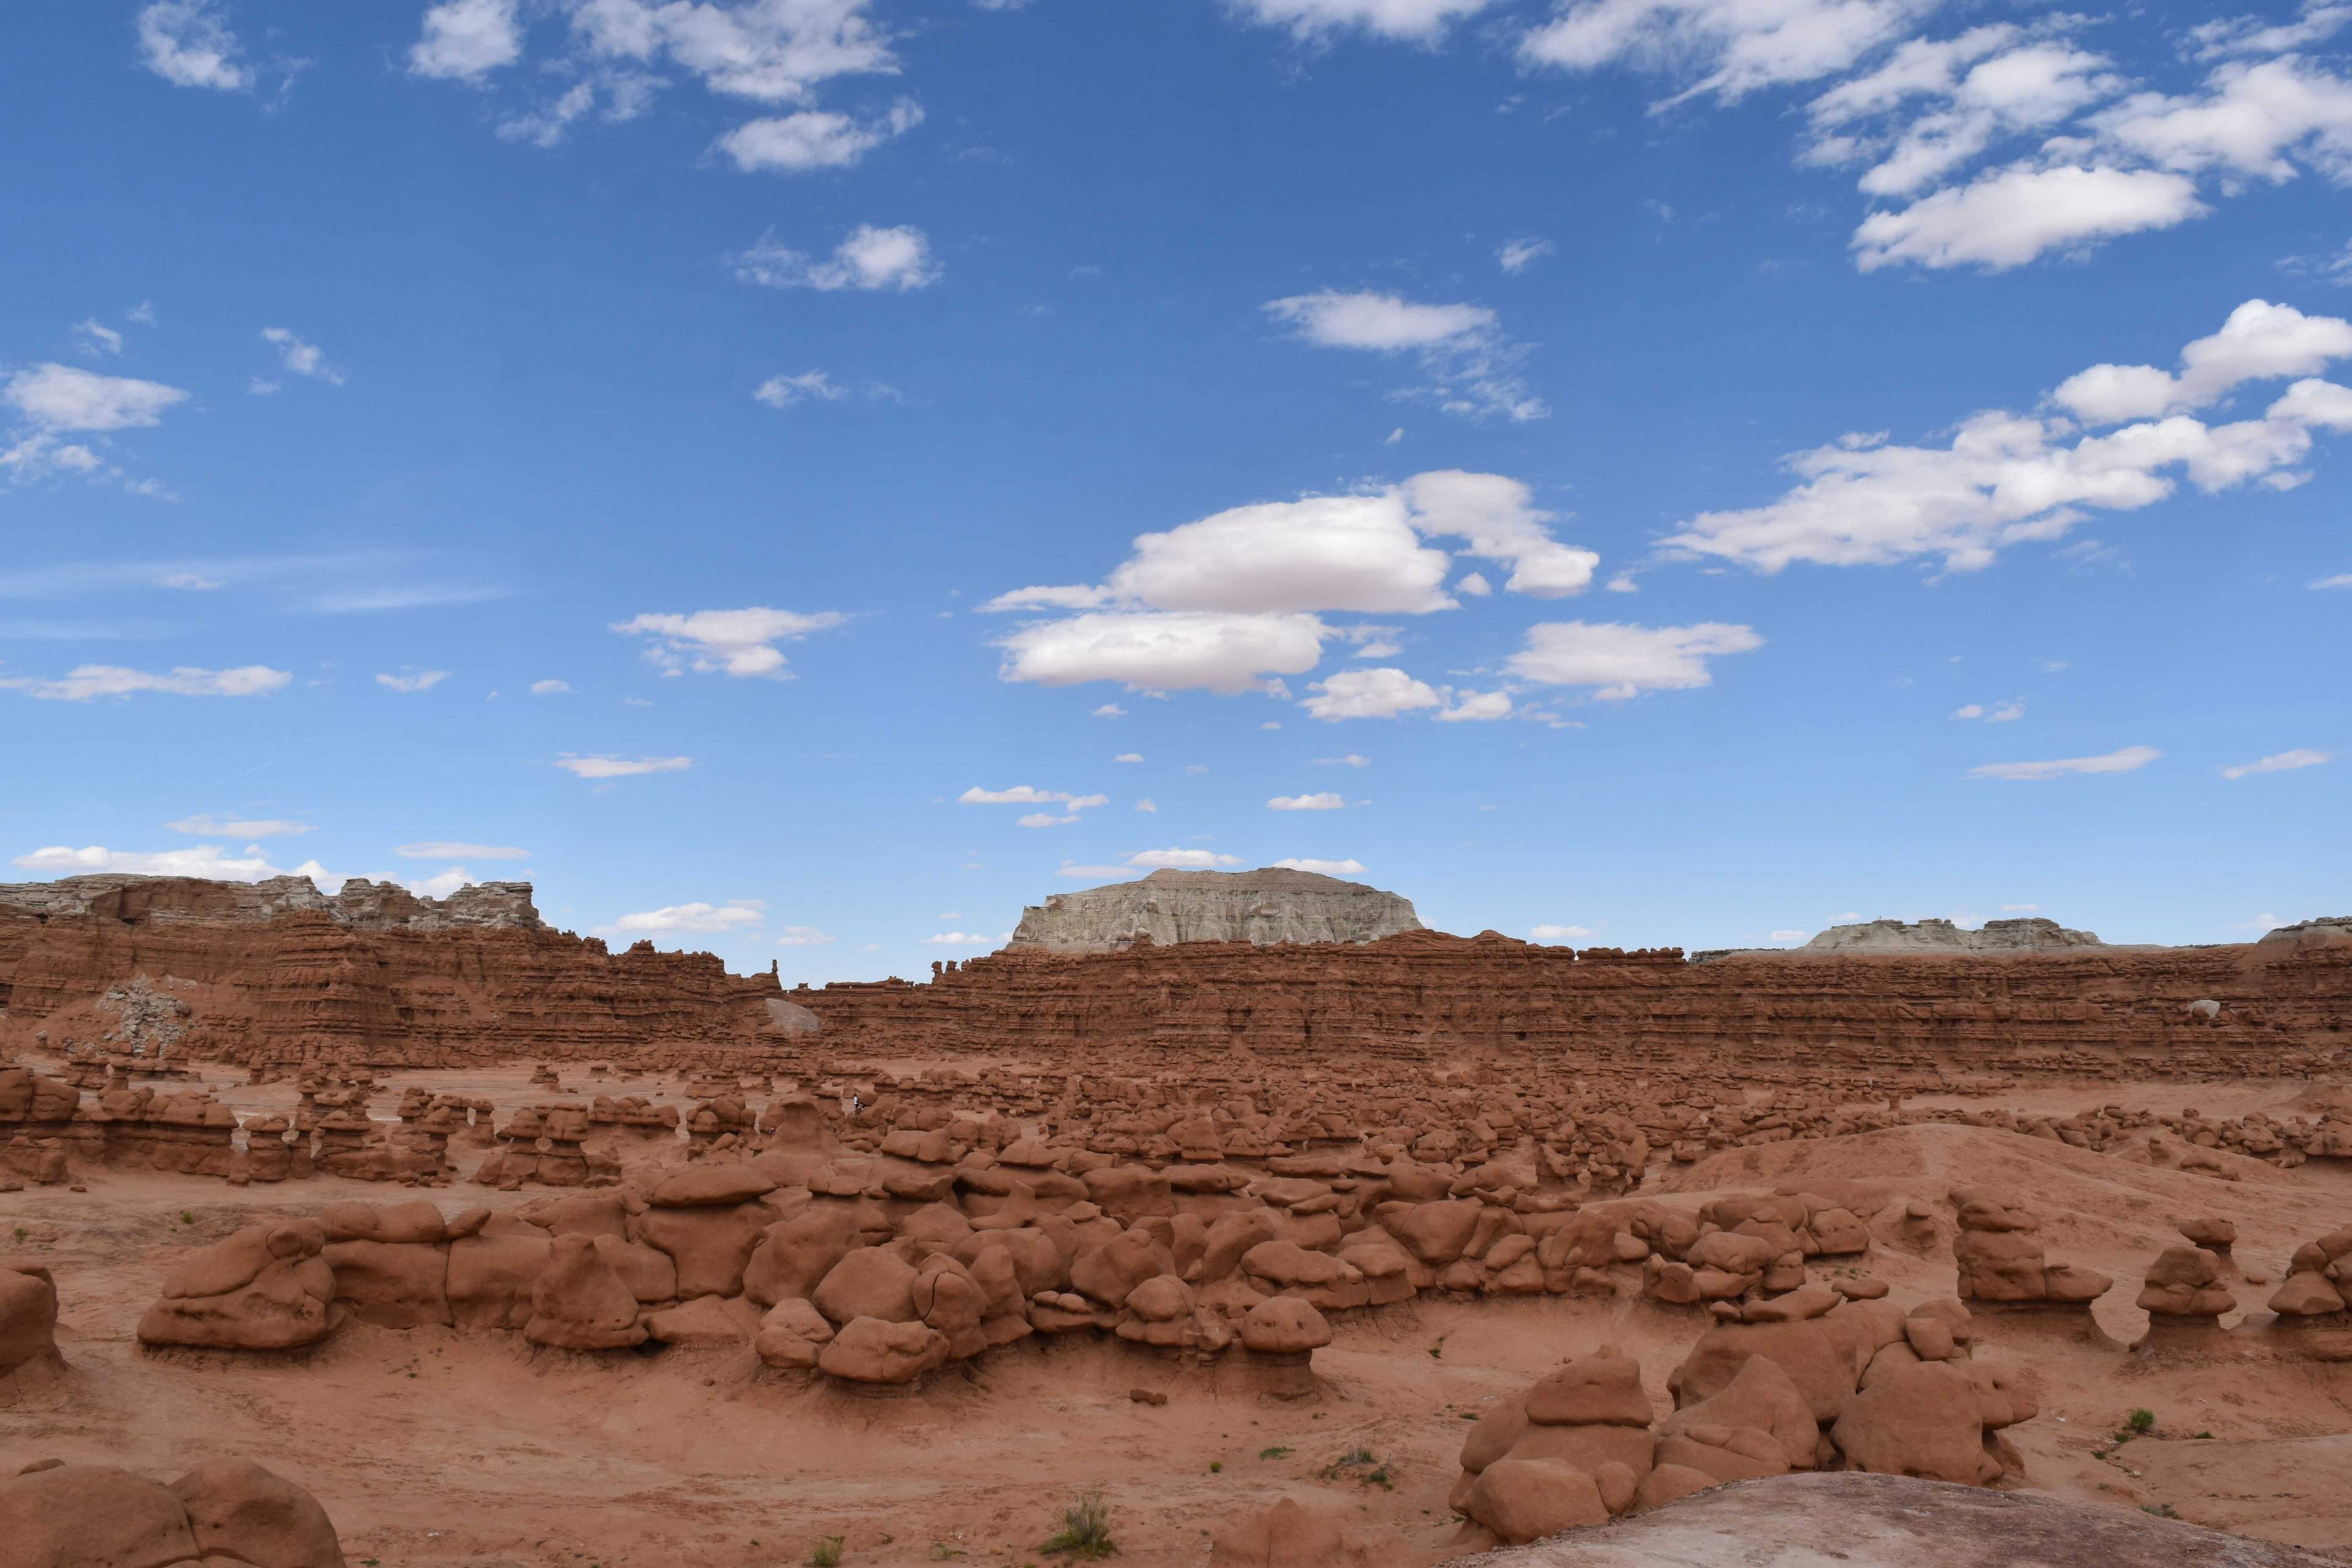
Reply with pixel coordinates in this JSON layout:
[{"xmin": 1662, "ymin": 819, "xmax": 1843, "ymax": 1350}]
[{"xmin": 1967, "ymin": 744, "xmax": 2160, "ymax": 781}]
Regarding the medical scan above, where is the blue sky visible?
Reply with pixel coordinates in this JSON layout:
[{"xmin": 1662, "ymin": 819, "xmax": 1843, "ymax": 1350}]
[{"xmin": 2, "ymin": 0, "xmax": 2347, "ymax": 979}]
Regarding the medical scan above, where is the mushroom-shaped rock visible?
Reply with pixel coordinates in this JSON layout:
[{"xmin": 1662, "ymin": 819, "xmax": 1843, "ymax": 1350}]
[
  {"xmin": 813, "ymin": 1246, "xmax": 921, "ymax": 1325},
  {"xmin": 649, "ymin": 1164, "xmax": 778, "ymax": 1207},
  {"xmin": 172, "ymin": 1457, "xmax": 348, "ymax": 1567},
  {"xmin": 2136, "ymin": 1246, "xmax": 2236, "ymax": 1321},
  {"xmin": 1241, "ymin": 1296, "xmax": 1332, "ymax": 1355},
  {"xmin": 524, "ymin": 1234, "xmax": 647, "ymax": 1350},
  {"xmin": 817, "ymin": 1314, "xmax": 948, "ymax": 1384},
  {"xmin": 1524, "ymin": 1345, "xmax": 1653, "ymax": 1427},
  {"xmin": 1466, "ymin": 1457, "xmax": 1611, "ymax": 1544},
  {"xmin": 1658, "ymin": 1351, "xmax": 1817, "ymax": 1471},
  {"xmin": 1830, "ymin": 1359, "xmax": 2002, "ymax": 1485},
  {"xmin": 0, "ymin": 1262, "xmax": 62, "ymax": 1378},
  {"xmin": 755, "ymin": 1297, "xmax": 838, "ymax": 1368},
  {"xmin": 137, "ymin": 1221, "xmax": 336, "ymax": 1350},
  {"xmin": 0, "ymin": 1463, "xmax": 204, "ymax": 1568},
  {"xmin": 1208, "ymin": 1497, "xmax": 1345, "ymax": 1568}
]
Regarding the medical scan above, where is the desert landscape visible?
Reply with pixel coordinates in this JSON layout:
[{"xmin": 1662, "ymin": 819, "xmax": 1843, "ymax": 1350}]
[{"xmin": 6, "ymin": 869, "xmax": 2351, "ymax": 1568}]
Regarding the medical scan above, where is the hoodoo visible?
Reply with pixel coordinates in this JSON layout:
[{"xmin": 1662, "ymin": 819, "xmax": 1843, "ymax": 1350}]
[{"xmin": 1006, "ymin": 867, "xmax": 1425, "ymax": 954}]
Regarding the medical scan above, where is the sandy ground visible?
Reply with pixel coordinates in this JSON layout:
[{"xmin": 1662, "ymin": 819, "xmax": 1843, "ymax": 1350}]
[{"xmin": 6, "ymin": 1065, "xmax": 2352, "ymax": 1568}]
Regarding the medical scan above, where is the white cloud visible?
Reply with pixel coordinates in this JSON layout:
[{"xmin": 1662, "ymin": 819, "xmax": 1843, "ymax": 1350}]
[
  {"xmin": 1521, "ymin": 0, "xmax": 1918, "ymax": 106},
  {"xmin": 1768, "ymin": 929, "xmax": 1810, "ymax": 941},
  {"xmin": 2312, "ymin": 572, "xmax": 2352, "ymax": 589},
  {"xmin": 409, "ymin": 0, "xmax": 522, "ymax": 80},
  {"xmin": 754, "ymin": 370, "xmax": 847, "ymax": 407},
  {"xmin": 402, "ymin": 867, "xmax": 480, "ymax": 899},
  {"xmin": 75, "ymin": 320, "xmax": 125, "ymax": 356},
  {"xmin": 1315, "ymin": 753, "xmax": 1371, "ymax": 766},
  {"xmin": 1300, "ymin": 667, "xmax": 1441, "ymax": 721},
  {"xmin": 1114, "ymin": 752, "xmax": 1142, "ymax": 763},
  {"xmin": 396, "ymin": 841, "xmax": 528, "ymax": 859},
  {"xmin": 734, "ymin": 223, "xmax": 940, "ymax": 290},
  {"xmin": 1967, "ymin": 744, "xmax": 2162, "ymax": 780},
  {"xmin": 375, "ymin": 671, "xmax": 451, "ymax": 693},
  {"xmin": 14, "ymin": 843, "xmax": 298, "ymax": 881},
  {"xmin": 1134, "ymin": 798, "xmax": 1157, "ymax": 812},
  {"xmin": 1455, "ymin": 571, "xmax": 1492, "ymax": 595},
  {"xmin": 530, "ymin": 679, "xmax": 573, "ymax": 695},
  {"xmin": 1498, "ymin": 237, "xmax": 1555, "ymax": 273},
  {"xmin": 776, "ymin": 926, "xmax": 836, "ymax": 945},
  {"xmin": 1091, "ymin": 703, "xmax": 1126, "ymax": 717},
  {"xmin": 2095, "ymin": 56, "xmax": 2352, "ymax": 184},
  {"xmin": 2192, "ymin": 2, "xmax": 2352, "ymax": 59},
  {"xmin": 1055, "ymin": 862, "xmax": 1143, "ymax": 879},
  {"xmin": 995, "ymin": 611, "xmax": 1330, "ymax": 693},
  {"xmin": 0, "ymin": 664, "xmax": 290, "ymax": 701},
  {"xmin": 1951, "ymin": 698, "xmax": 2024, "ymax": 721},
  {"xmin": 2220, "ymin": 747, "xmax": 2332, "ymax": 778},
  {"xmin": 1504, "ymin": 622, "xmax": 1763, "ymax": 699},
  {"xmin": 986, "ymin": 472, "xmax": 1594, "ymax": 697},
  {"xmin": 922, "ymin": 930, "xmax": 997, "ymax": 944},
  {"xmin": 1272, "ymin": 856, "xmax": 1369, "ymax": 875},
  {"xmin": 959, "ymin": 785, "xmax": 1109, "ymax": 809},
  {"xmin": 260, "ymin": 328, "xmax": 344, "ymax": 386},
  {"xmin": 138, "ymin": 0, "xmax": 252, "ymax": 91},
  {"xmin": 717, "ymin": 98, "xmax": 923, "ymax": 173},
  {"xmin": 1264, "ymin": 290, "xmax": 1545, "ymax": 421},
  {"xmin": 1268, "ymin": 791, "xmax": 1348, "ymax": 810},
  {"xmin": 1129, "ymin": 848, "xmax": 1245, "ymax": 869},
  {"xmin": 1436, "ymin": 688, "xmax": 1514, "ymax": 721},
  {"xmin": 1529, "ymin": 922, "xmax": 1594, "ymax": 941},
  {"xmin": 1662, "ymin": 302, "xmax": 2352, "ymax": 573},
  {"xmin": 1016, "ymin": 812, "xmax": 1076, "ymax": 827},
  {"xmin": 2052, "ymin": 300, "xmax": 2352, "ymax": 423},
  {"xmin": 600, "ymin": 899, "xmax": 765, "ymax": 935},
  {"xmin": 2002, "ymin": 902, "xmax": 2041, "ymax": 911},
  {"xmin": 1229, "ymin": 0, "xmax": 1495, "ymax": 40},
  {"xmin": 554, "ymin": 754, "xmax": 692, "ymax": 778},
  {"xmin": 4, "ymin": 364, "xmax": 187, "ymax": 431},
  {"xmin": 1851, "ymin": 162, "xmax": 2206, "ymax": 272},
  {"xmin": 165, "ymin": 815, "xmax": 311, "ymax": 838},
  {"xmin": 612, "ymin": 606, "xmax": 846, "ymax": 677}
]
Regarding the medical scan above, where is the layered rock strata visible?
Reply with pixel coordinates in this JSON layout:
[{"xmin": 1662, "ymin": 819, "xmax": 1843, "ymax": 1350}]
[{"xmin": 1008, "ymin": 868, "xmax": 1425, "ymax": 953}]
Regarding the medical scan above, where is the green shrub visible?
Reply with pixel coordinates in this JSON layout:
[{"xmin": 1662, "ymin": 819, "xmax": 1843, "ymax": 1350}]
[
  {"xmin": 809, "ymin": 1536, "xmax": 845, "ymax": 1567},
  {"xmin": 2127, "ymin": 1409, "xmax": 2155, "ymax": 1434},
  {"xmin": 1041, "ymin": 1492, "xmax": 1115, "ymax": 1559}
]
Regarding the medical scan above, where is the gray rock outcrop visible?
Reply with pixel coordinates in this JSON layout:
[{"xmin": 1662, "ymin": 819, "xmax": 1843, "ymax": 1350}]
[
  {"xmin": 1008, "ymin": 868, "xmax": 1422, "ymax": 954},
  {"xmin": 1801, "ymin": 917, "xmax": 2103, "ymax": 954},
  {"xmin": 0, "ymin": 875, "xmax": 543, "ymax": 931},
  {"xmin": 2260, "ymin": 916, "xmax": 2352, "ymax": 943}
]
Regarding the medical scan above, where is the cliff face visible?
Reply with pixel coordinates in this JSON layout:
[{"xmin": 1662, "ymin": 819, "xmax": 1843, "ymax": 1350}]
[
  {"xmin": 1008, "ymin": 867, "xmax": 1425, "ymax": 954},
  {"xmin": 0, "ymin": 875, "xmax": 788, "ymax": 1069},
  {"xmin": 804, "ymin": 925, "xmax": 2352, "ymax": 1082},
  {"xmin": 1801, "ymin": 917, "xmax": 2108, "ymax": 953}
]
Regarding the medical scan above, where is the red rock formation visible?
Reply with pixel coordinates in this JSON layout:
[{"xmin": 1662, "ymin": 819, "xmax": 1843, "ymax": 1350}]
[
  {"xmin": 791, "ymin": 927, "xmax": 2352, "ymax": 1082},
  {"xmin": 1, "ymin": 876, "xmax": 796, "ymax": 1070}
]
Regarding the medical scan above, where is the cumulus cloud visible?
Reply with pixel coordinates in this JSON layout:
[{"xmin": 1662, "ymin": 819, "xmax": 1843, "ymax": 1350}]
[
  {"xmin": 1268, "ymin": 791, "xmax": 1348, "ymax": 810},
  {"xmin": 1264, "ymin": 290, "xmax": 1545, "ymax": 421},
  {"xmin": 5, "ymin": 364, "xmax": 187, "ymax": 431},
  {"xmin": 1952, "ymin": 699, "xmax": 2025, "ymax": 721},
  {"xmin": 0, "ymin": 664, "xmax": 290, "ymax": 701},
  {"xmin": 165, "ymin": 815, "xmax": 311, "ymax": 838},
  {"xmin": 554, "ymin": 754, "xmax": 692, "ymax": 778},
  {"xmin": 1521, "ymin": 0, "xmax": 1918, "ymax": 106},
  {"xmin": 995, "ymin": 611, "xmax": 1330, "ymax": 694},
  {"xmin": 2220, "ymin": 747, "xmax": 2332, "ymax": 778},
  {"xmin": 2052, "ymin": 300, "xmax": 2352, "ymax": 423},
  {"xmin": 138, "ymin": 0, "xmax": 252, "ymax": 91},
  {"xmin": 985, "ymin": 473, "xmax": 1594, "ymax": 697},
  {"xmin": 959, "ymin": 785, "xmax": 1108, "ymax": 808},
  {"xmin": 12, "ymin": 843, "xmax": 323, "ymax": 883},
  {"xmin": 612, "ymin": 606, "xmax": 846, "ymax": 677},
  {"xmin": 260, "ymin": 328, "xmax": 344, "ymax": 386},
  {"xmin": 1504, "ymin": 622, "xmax": 1763, "ymax": 699},
  {"xmin": 717, "ymin": 99, "xmax": 922, "ymax": 173},
  {"xmin": 396, "ymin": 841, "xmax": 527, "ymax": 859},
  {"xmin": 1967, "ymin": 744, "xmax": 2162, "ymax": 780},
  {"xmin": 1529, "ymin": 922, "xmax": 1595, "ymax": 941},
  {"xmin": 1850, "ymin": 163, "xmax": 2206, "ymax": 271},
  {"xmin": 375, "ymin": 671, "xmax": 450, "ymax": 693},
  {"xmin": 1435, "ymin": 688, "xmax": 1514, "ymax": 721},
  {"xmin": 734, "ymin": 224, "xmax": 940, "ymax": 290},
  {"xmin": 777, "ymin": 926, "xmax": 835, "ymax": 945},
  {"xmin": 1229, "ymin": 0, "xmax": 1496, "ymax": 40},
  {"xmin": 1300, "ymin": 667, "xmax": 1441, "ymax": 721},
  {"xmin": 598, "ymin": 899, "xmax": 765, "ymax": 935},
  {"xmin": 1662, "ymin": 301, "xmax": 2352, "ymax": 574},
  {"xmin": 530, "ymin": 679, "xmax": 572, "ymax": 695},
  {"xmin": 1273, "ymin": 856, "xmax": 1369, "ymax": 874},
  {"xmin": 1129, "ymin": 848, "xmax": 1245, "ymax": 869},
  {"xmin": 409, "ymin": 0, "xmax": 522, "ymax": 80},
  {"xmin": 922, "ymin": 930, "xmax": 998, "ymax": 944}
]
